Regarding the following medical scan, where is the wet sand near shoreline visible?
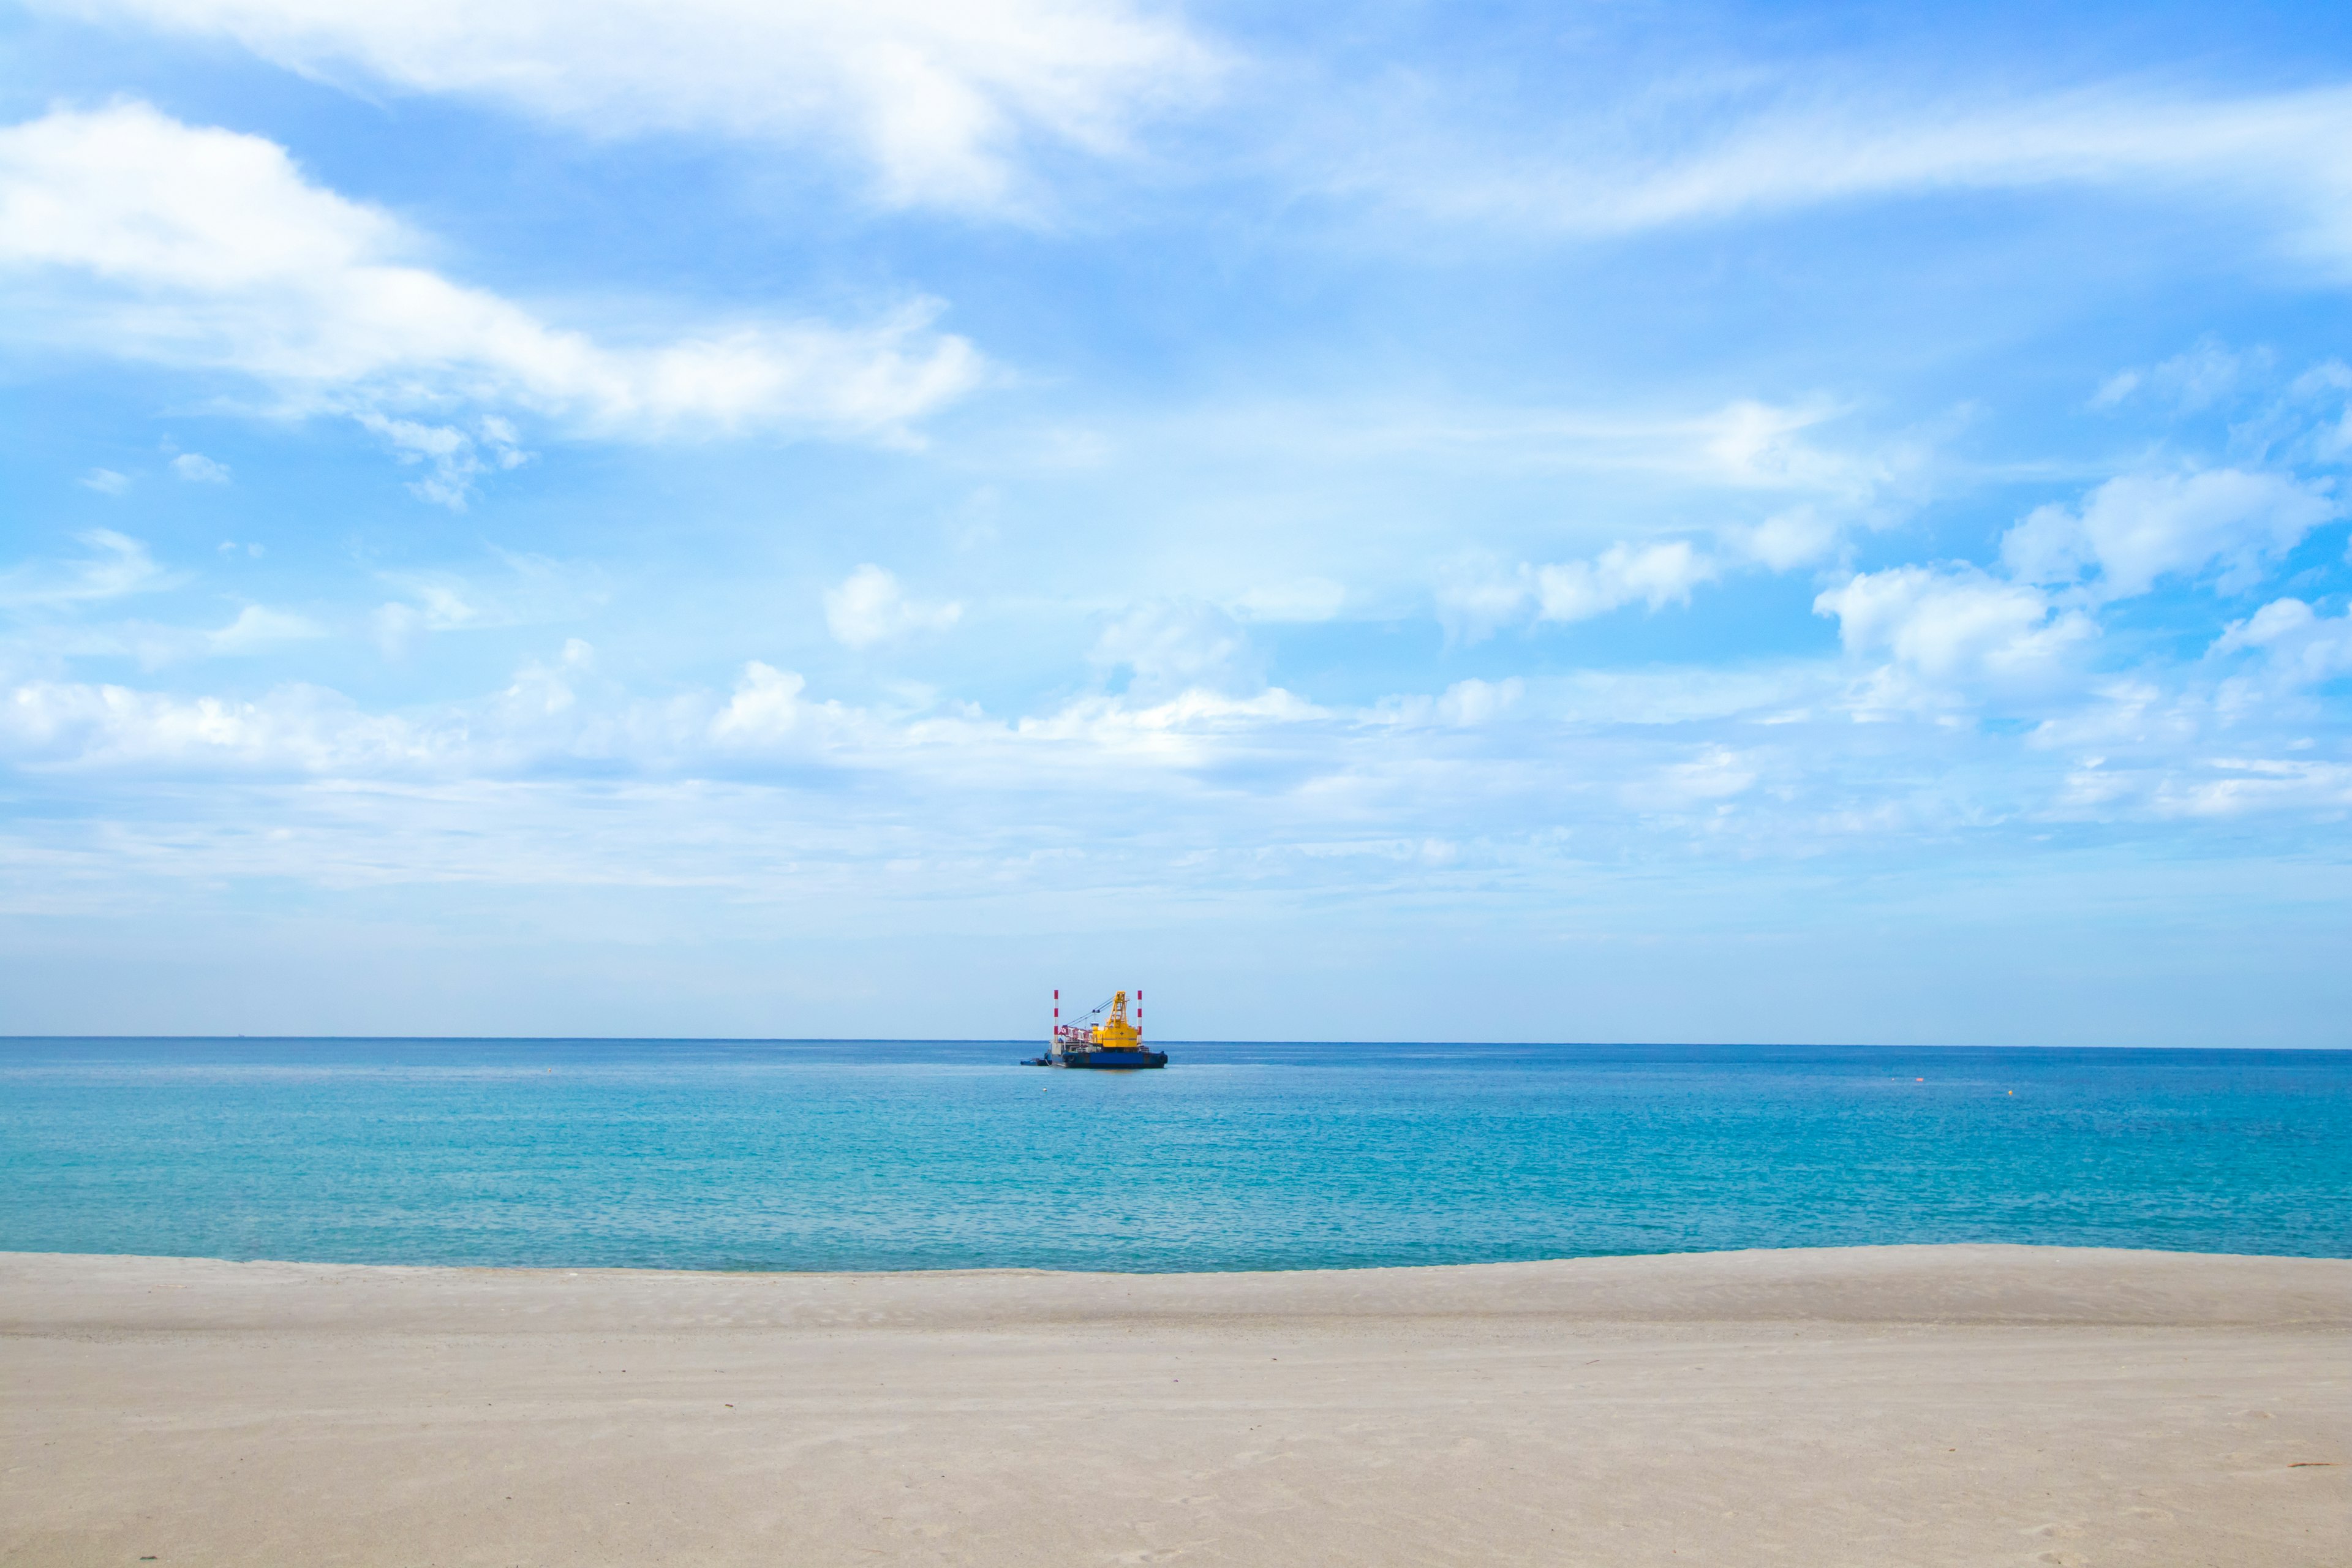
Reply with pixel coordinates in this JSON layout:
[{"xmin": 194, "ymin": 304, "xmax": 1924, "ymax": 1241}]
[{"xmin": 4, "ymin": 1244, "xmax": 2347, "ymax": 1566}]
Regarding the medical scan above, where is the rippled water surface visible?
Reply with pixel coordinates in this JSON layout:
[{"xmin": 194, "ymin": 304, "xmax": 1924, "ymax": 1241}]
[{"xmin": 2, "ymin": 1038, "xmax": 2346, "ymax": 1270}]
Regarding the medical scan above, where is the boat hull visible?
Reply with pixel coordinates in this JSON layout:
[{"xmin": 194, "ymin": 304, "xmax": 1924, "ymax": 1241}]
[{"xmin": 1022, "ymin": 1049, "xmax": 1168, "ymax": 1069}]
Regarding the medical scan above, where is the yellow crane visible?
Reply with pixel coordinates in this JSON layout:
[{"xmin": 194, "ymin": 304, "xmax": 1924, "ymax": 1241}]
[{"xmin": 1027, "ymin": 989, "xmax": 1167, "ymax": 1069}]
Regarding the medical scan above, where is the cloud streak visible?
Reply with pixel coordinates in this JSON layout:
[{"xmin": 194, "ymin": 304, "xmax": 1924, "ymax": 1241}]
[
  {"xmin": 0, "ymin": 529, "xmax": 177, "ymax": 609},
  {"xmin": 1365, "ymin": 81, "xmax": 2352, "ymax": 262},
  {"xmin": 42, "ymin": 0, "xmax": 1221, "ymax": 214}
]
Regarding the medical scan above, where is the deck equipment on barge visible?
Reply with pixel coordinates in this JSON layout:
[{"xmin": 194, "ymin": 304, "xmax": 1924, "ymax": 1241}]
[{"xmin": 1022, "ymin": 989, "xmax": 1166, "ymax": 1069}]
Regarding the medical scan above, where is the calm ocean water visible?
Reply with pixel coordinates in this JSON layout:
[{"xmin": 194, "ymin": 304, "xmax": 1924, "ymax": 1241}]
[{"xmin": 1, "ymin": 1038, "xmax": 2346, "ymax": 1272}]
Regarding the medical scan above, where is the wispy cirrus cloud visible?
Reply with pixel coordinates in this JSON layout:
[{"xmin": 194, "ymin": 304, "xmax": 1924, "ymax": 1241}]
[
  {"xmin": 0, "ymin": 529, "xmax": 177, "ymax": 609},
  {"xmin": 1341, "ymin": 80, "xmax": 2352, "ymax": 262},
  {"xmin": 39, "ymin": 0, "xmax": 1222, "ymax": 214},
  {"xmin": 370, "ymin": 548, "xmax": 607, "ymax": 657},
  {"xmin": 85, "ymin": 605, "xmax": 330, "ymax": 669}
]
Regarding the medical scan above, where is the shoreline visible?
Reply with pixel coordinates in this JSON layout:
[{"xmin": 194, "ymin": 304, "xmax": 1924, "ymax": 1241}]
[
  {"xmin": 8, "ymin": 1244, "xmax": 2348, "ymax": 1565},
  {"xmin": 10, "ymin": 1235, "xmax": 2350, "ymax": 1279}
]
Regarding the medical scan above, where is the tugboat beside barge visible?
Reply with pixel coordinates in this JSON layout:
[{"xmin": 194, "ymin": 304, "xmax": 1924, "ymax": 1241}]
[{"xmin": 1022, "ymin": 989, "xmax": 1167, "ymax": 1069}]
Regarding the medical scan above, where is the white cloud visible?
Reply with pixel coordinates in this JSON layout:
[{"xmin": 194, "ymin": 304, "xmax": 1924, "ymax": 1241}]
[
  {"xmin": 1738, "ymin": 507, "xmax": 1844, "ymax": 571},
  {"xmin": 79, "ymin": 467, "xmax": 130, "ymax": 495},
  {"xmin": 369, "ymin": 603, "xmax": 423, "ymax": 659},
  {"xmin": 371, "ymin": 549, "xmax": 606, "ymax": 657},
  {"xmin": 2214, "ymin": 598, "xmax": 2352, "ymax": 689},
  {"xmin": 1442, "ymin": 540, "xmax": 1719, "ymax": 636},
  {"xmin": 2, "ymin": 619, "xmax": 2345, "ymax": 910},
  {"xmin": 2002, "ymin": 469, "xmax": 2340, "ymax": 600},
  {"xmin": 0, "ymin": 677, "xmax": 426, "ymax": 771},
  {"xmin": 1357, "ymin": 395, "xmax": 1897, "ymax": 497},
  {"xmin": 823, "ymin": 565, "xmax": 963, "ymax": 650},
  {"xmin": 1815, "ymin": 565, "xmax": 2095, "ymax": 686},
  {"xmin": 169, "ymin": 451, "xmax": 230, "ymax": 483},
  {"xmin": 45, "ymin": 0, "xmax": 1219, "ymax": 214},
  {"xmin": 1635, "ymin": 745, "xmax": 1758, "ymax": 809},
  {"xmin": 1375, "ymin": 677, "xmax": 1525, "ymax": 729},
  {"xmin": 206, "ymin": 603, "xmax": 323, "ymax": 655},
  {"xmin": 92, "ymin": 602, "xmax": 330, "ymax": 667},
  {"xmin": 1433, "ymin": 677, "xmax": 1520, "ymax": 728},
  {"xmin": 1550, "ymin": 665, "xmax": 1830, "ymax": 727},
  {"xmin": 1698, "ymin": 400, "xmax": 1882, "ymax": 496},
  {"xmin": 708, "ymin": 661, "xmax": 856, "ymax": 750},
  {"xmin": 1534, "ymin": 541, "xmax": 1718, "ymax": 623},
  {"xmin": 2304, "ymin": 366, "xmax": 2352, "ymax": 463},
  {"xmin": 0, "ymin": 654, "xmax": 1345, "ymax": 823},
  {"xmin": 0, "ymin": 104, "xmax": 984, "ymax": 439},
  {"xmin": 1400, "ymin": 398, "xmax": 1926, "ymax": 639},
  {"xmin": 1089, "ymin": 600, "xmax": 1256, "ymax": 695},
  {"xmin": 2156, "ymin": 758, "xmax": 2352, "ymax": 818},
  {"xmin": 2091, "ymin": 339, "xmax": 2270, "ymax": 412},
  {"xmin": 1433, "ymin": 562, "xmax": 1536, "ymax": 640},
  {"xmin": 0, "ymin": 528, "xmax": 174, "ymax": 608},
  {"xmin": 1388, "ymin": 82, "xmax": 2352, "ymax": 263},
  {"xmin": 1010, "ymin": 685, "xmax": 1321, "ymax": 768},
  {"xmin": 356, "ymin": 413, "xmax": 529, "ymax": 509},
  {"xmin": 498, "ymin": 638, "xmax": 596, "ymax": 719}
]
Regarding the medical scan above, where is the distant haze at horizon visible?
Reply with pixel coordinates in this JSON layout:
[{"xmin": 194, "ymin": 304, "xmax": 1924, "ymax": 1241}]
[{"xmin": 3, "ymin": 2, "xmax": 2351, "ymax": 1046}]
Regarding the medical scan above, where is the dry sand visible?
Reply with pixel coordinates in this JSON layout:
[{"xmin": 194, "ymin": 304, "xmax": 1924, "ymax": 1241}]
[{"xmin": 3, "ymin": 1245, "xmax": 2346, "ymax": 1566}]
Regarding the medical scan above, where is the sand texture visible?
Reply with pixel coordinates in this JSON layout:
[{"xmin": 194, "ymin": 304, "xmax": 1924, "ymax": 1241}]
[{"xmin": 3, "ymin": 1244, "xmax": 2347, "ymax": 1566}]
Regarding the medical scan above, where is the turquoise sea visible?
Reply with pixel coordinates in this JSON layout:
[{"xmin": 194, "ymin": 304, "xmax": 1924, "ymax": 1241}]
[{"xmin": 2, "ymin": 1038, "xmax": 2347, "ymax": 1272}]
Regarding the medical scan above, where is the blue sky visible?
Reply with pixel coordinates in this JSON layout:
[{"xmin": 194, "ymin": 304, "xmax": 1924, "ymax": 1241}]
[{"xmin": 4, "ymin": 0, "xmax": 2350, "ymax": 1043}]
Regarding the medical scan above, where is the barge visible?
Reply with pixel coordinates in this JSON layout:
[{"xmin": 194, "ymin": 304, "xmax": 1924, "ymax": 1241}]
[{"xmin": 1022, "ymin": 989, "xmax": 1166, "ymax": 1069}]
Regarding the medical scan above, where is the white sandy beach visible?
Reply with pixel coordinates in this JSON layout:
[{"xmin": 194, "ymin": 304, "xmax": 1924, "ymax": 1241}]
[{"xmin": 3, "ymin": 1244, "xmax": 2346, "ymax": 1566}]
